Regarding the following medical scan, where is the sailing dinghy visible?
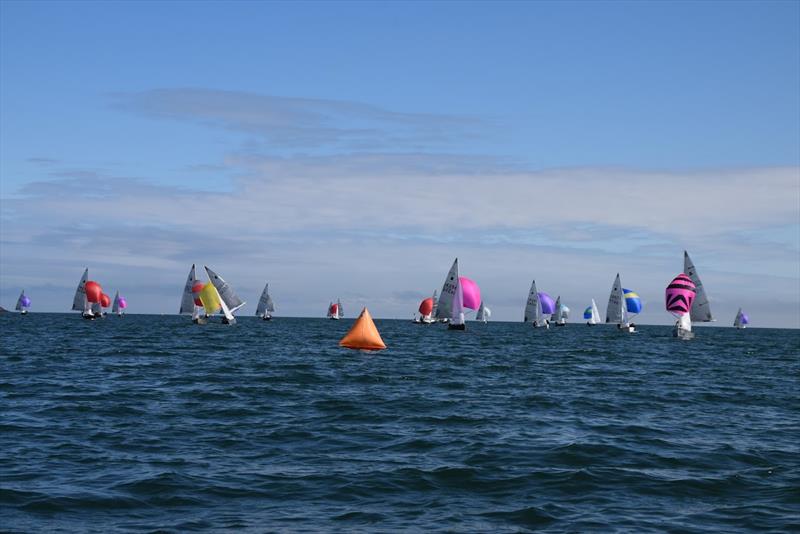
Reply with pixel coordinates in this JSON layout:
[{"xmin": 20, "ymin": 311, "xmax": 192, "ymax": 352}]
[
  {"xmin": 15, "ymin": 290, "xmax": 30, "ymax": 315},
  {"xmin": 553, "ymin": 296, "xmax": 569, "ymax": 326},
  {"xmin": 606, "ymin": 274, "xmax": 636, "ymax": 333},
  {"xmin": 202, "ymin": 266, "xmax": 246, "ymax": 325},
  {"xmin": 112, "ymin": 291, "xmax": 127, "ymax": 316},
  {"xmin": 435, "ymin": 258, "xmax": 459, "ymax": 323},
  {"xmin": 584, "ymin": 299, "xmax": 600, "ymax": 326},
  {"xmin": 475, "ymin": 301, "xmax": 491, "ymax": 323},
  {"xmin": 666, "ymin": 273, "xmax": 696, "ymax": 340},
  {"xmin": 448, "ymin": 277, "xmax": 466, "ymax": 330},
  {"xmin": 734, "ymin": 308, "xmax": 749, "ymax": 329},
  {"xmin": 72, "ymin": 269, "xmax": 100, "ymax": 320},
  {"xmin": 415, "ymin": 291, "xmax": 436, "ymax": 324},
  {"xmin": 524, "ymin": 280, "xmax": 549, "ymax": 329},
  {"xmin": 180, "ymin": 264, "xmax": 206, "ymax": 324},
  {"xmin": 328, "ymin": 299, "xmax": 343, "ymax": 320},
  {"xmin": 255, "ymin": 283, "xmax": 275, "ymax": 320}
]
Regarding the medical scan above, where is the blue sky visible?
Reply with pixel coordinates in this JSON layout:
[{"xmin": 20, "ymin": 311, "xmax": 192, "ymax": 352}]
[{"xmin": 1, "ymin": 1, "xmax": 798, "ymax": 326}]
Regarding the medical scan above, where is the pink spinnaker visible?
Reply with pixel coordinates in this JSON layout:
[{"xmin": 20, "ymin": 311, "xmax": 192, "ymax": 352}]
[
  {"xmin": 458, "ymin": 276, "xmax": 481, "ymax": 311},
  {"xmin": 665, "ymin": 274, "xmax": 696, "ymax": 316}
]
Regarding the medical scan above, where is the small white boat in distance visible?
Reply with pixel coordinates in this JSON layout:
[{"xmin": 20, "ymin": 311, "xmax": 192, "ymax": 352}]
[
  {"xmin": 553, "ymin": 296, "xmax": 569, "ymax": 327},
  {"xmin": 256, "ymin": 283, "xmax": 275, "ymax": 321},
  {"xmin": 734, "ymin": 308, "xmax": 749, "ymax": 329},
  {"xmin": 606, "ymin": 274, "xmax": 635, "ymax": 333},
  {"xmin": 475, "ymin": 301, "xmax": 491, "ymax": 323}
]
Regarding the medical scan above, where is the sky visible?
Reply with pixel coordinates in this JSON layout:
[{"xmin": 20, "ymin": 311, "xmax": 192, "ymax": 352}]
[{"xmin": 1, "ymin": 0, "xmax": 798, "ymax": 327}]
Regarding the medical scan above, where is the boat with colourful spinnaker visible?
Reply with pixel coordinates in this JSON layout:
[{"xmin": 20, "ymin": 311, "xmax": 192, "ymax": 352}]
[
  {"xmin": 15, "ymin": 290, "xmax": 31, "ymax": 315},
  {"xmin": 72, "ymin": 268, "xmax": 95, "ymax": 319},
  {"xmin": 584, "ymin": 299, "xmax": 600, "ymax": 326},
  {"xmin": 112, "ymin": 291, "xmax": 127, "ymax": 317},
  {"xmin": 328, "ymin": 299, "xmax": 343, "ymax": 320},
  {"xmin": 416, "ymin": 293, "xmax": 435, "ymax": 324},
  {"xmin": 734, "ymin": 308, "xmax": 749, "ymax": 329},
  {"xmin": 180, "ymin": 264, "xmax": 206, "ymax": 324},
  {"xmin": 255, "ymin": 283, "xmax": 275, "ymax": 321},
  {"xmin": 201, "ymin": 266, "xmax": 245, "ymax": 325},
  {"xmin": 606, "ymin": 273, "xmax": 635, "ymax": 333},
  {"xmin": 524, "ymin": 280, "xmax": 548, "ymax": 329},
  {"xmin": 666, "ymin": 273, "xmax": 696, "ymax": 340}
]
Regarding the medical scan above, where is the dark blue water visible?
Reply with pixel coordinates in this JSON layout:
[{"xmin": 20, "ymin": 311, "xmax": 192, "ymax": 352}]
[{"xmin": 1, "ymin": 314, "xmax": 798, "ymax": 532}]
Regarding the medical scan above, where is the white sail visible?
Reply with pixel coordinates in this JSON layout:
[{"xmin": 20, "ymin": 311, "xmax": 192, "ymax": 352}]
[
  {"xmin": 15, "ymin": 290, "xmax": 27, "ymax": 311},
  {"xmin": 91, "ymin": 301, "xmax": 102, "ymax": 315},
  {"xmin": 553, "ymin": 296, "xmax": 564, "ymax": 323},
  {"xmin": 524, "ymin": 279, "xmax": 541, "ymax": 324},
  {"xmin": 218, "ymin": 288, "xmax": 236, "ymax": 324},
  {"xmin": 476, "ymin": 301, "xmax": 487, "ymax": 322},
  {"xmin": 337, "ymin": 299, "xmax": 343, "ymax": 319},
  {"xmin": 562, "ymin": 306, "xmax": 570, "ymax": 319},
  {"xmin": 451, "ymin": 278, "xmax": 465, "ymax": 325},
  {"xmin": 431, "ymin": 289, "xmax": 438, "ymax": 318},
  {"xmin": 435, "ymin": 258, "xmax": 459, "ymax": 320},
  {"xmin": 112, "ymin": 291, "xmax": 120, "ymax": 314},
  {"xmin": 605, "ymin": 274, "xmax": 626, "ymax": 324},
  {"xmin": 266, "ymin": 294, "xmax": 275, "ymax": 313},
  {"xmin": 205, "ymin": 266, "xmax": 245, "ymax": 313},
  {"xmin": 180, "ymin": 265, "xmax": 198, "ymax": 314},
  {"xmin": 72, "ymin": 268, "xmax": 89, "ymax": 311},
  {"xmin": 255, "ymin": 283, "xmax": 270, "ymax": 316},
  {"xmin": 684, "ymin": 251, "xmax": 713, "ymax": 322},
  {"xmin": 588, "ymin": 299, "xmax": 599, "ymax": 325}
]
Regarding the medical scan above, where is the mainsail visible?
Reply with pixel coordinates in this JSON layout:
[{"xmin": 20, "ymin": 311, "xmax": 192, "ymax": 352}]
[
  {"xmin": 605, "ymin": 274, "xmax": 626, "ymax": 324},
  {"xmin": 584, "ymin": 299, "xmax": 600, "ymax": 325},
  {"xmin": 180, "ymin": 264, "xmax": 198, "ymax": 314},
  {"xmin": 435, "ymin": 258, "xmax": 459, "ymax": 320},
  {"xmin": 524, "ymin": 279, "xmax": 541, "ymax": 324},
  {"xmin": 553, "ymin": 296, "xmax": 564, "ymax": 323},
  {"xmin": 476, "ymin": 301, "xmax": 489, "ymax": 322},
  {"xmin": 72, "ymin": 268, "xmax": 89, "ymax": 311},
  {"xmin": 112, "ymin": 291, "xmax": 121, "ymax": 314},
  {"xmin": 205, "ymin": 266, "xmax": 245, "ymax": 313},
  {"xmin": 684, "ymin": 251, "xmax": 713, "ymax": 322}
]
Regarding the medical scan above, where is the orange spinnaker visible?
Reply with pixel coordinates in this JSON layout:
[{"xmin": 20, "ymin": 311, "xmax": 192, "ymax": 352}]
[{"xmin": 339, "ymin": 307, "xmax": 387, "ymax": 351}]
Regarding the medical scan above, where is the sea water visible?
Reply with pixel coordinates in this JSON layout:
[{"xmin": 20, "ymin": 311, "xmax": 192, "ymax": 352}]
[{"xmin": 1, "ymin": 314, "xmax": 798, "ymax": 532}]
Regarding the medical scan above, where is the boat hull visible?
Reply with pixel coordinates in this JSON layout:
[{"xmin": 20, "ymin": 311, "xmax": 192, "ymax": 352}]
[{"xmin": 448, "ymin": 323, "xmax": 466, "ymax": 331}]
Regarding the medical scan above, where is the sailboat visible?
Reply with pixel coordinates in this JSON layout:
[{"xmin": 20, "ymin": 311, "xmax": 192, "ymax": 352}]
[
  {"xmin": 666, "ymin": 273, "xmax": 696, "ymax": 340},
  {"xmin": 734, "ymin": 308, "xmax": 749, "ymax": 329},
  {"xmin": 203, "ymin": 266, "xmax": 245, "ymax": 325},
  {"xmin": 684, "ymin": 251, "xmax": 713, "ymax": 323},
  {"xmin": 72, "ymin": 268, "xmax": 96, "ymax": 320},
  {"xmin": 448, "ymin": 277, "xmax": 466, "ymax": 330},
  {"xmin": 179, "ymin": 264, "xmax": 206, "ymax": 324},
  {"xmin": 415, "ymin": 290, "xmax": 436, "ymax": 324},
  {"xmin": 111, "ymin": 291, "xmax": 127, "ymax": 317},
  {"xmin": 584, "ymin": 299, "xmax": 600, "ymax": 326},
  {"xmin": 255, "ymin": 283, "xmax": 275, "ymax": 320},
  {"xmin": 553, "ymin": 296, "xmax": 569, "ymax": 326},
  {"xmin": 606, "ymin": 274, "xmax": 636, "ymax": 333},
  {"xmin": 524, "ymin": 280, "xmax": 549, "ymax": 328},
  {"xmin": 435, "ymin": 258, "xmax": 459, "ymax": 323},
  {"xmin": 475, "ymin": 301, "xmax": 491, "ymax": 323},
  {"xmin": 15, "ymin": 290, "xmax": 31, "ymax": 315},
  {"xmin": 327, "ymin": 299, "xmax": 343, "ymax": 320}
]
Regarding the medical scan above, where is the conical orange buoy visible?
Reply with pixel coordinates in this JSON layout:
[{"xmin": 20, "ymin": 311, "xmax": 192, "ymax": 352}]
[{"xmin": 339, "ymin": 307, "xmax": 387, "ymax": 350}]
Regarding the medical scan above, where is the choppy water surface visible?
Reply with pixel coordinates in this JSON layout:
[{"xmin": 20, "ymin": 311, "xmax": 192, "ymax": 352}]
[{"xmin": 1, "ymin": 314, "xmax": 798, "ymax": 532}]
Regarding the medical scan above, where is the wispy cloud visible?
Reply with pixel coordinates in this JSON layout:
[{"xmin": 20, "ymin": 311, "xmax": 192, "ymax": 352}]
[{"xmin": 111, "ymin": 88, "xmax": 488, "ymax": 151}]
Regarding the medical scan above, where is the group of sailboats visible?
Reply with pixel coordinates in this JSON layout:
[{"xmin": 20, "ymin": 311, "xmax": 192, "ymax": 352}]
[
  {"xmin": 70, "ymin": 268, "xmax": 126, "ymax": 320},
  {"xmin": 180, "ymin": 264, "xmax": 246, "ymax": 325},
  {"xmin": 54, "ymin": 252, "xmax": 751, "ymax": 335}
]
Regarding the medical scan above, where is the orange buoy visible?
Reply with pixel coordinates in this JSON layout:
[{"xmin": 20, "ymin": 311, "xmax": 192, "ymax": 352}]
[{"xmin": 339, "ymin": 307, "xmax": 387, "ymax": 351}]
